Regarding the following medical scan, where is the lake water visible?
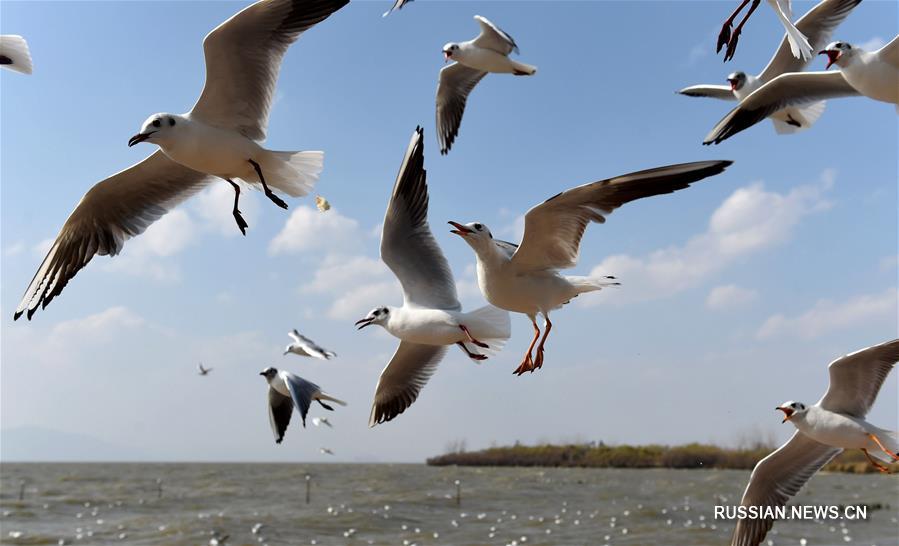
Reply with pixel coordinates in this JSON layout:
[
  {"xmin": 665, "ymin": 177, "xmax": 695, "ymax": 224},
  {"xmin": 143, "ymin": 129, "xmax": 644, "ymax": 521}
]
[{"xmin": 0, "ymin": 464, "xmax": 896, "ymax": 545}]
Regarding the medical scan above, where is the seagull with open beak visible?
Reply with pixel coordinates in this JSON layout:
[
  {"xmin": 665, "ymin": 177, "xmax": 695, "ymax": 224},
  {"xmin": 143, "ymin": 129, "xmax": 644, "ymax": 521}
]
[
  {"xmin": 449, "ymin": 160, "xmax": 732, "ymax": 375},
  {"xmin": 729, "ymin": 339, "xmax": 899, "ymax": 546}
]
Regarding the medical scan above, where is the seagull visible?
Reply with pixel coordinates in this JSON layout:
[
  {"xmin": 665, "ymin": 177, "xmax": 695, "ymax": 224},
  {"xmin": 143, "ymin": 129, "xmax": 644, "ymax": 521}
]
[
  {"xmin": 13, "ymin": 0, "xmax": 349, "ymax": 321},
  {"xmin": 730, "ymin": 339, "xmax": 899, "ymax": 546},
  {"xmin": 704, "ymin": 36, "xmax": 898, "ymax": 144},
  {"xmin": 259, "ymin": 366, "xmax": 346, "ymax": 444},
  {"xmin": 356, "ymin": 127, "xmax": 511, "ymax": 426},
  {"xmin": 436, "ymin": 15, "xmax": 536, "ymax": 155},
  {"xmin": 680, "ymin": 0, "xmax": 861, "ymax": 135},
  {"xmin": 717, "ymin": 0, "xmax": 813, "ymax": 62},
  {"xmin": 284, "ymin": 329, "xmax": 337, "ymax": 359},
  {"xmin": 449, "ymin": 160, "xmax": 733, "ymax": 375},
  {"xmin": 197, "ymin": 363, "xmax": 213, "ymax": 376},
  {"xmin": 382, "ymin": 0, "xmax": 413, "ymax": 17},
  {"xmin": 320, "ymin": 447, "xmax": 335, "ymax": 455},
  {"xmin": 0, "ymin": 35, "xmax": 33, "ymax": 74},
  {"xmin": 312, "ymin": 416, "xmax": 333, "ymax": 428}
]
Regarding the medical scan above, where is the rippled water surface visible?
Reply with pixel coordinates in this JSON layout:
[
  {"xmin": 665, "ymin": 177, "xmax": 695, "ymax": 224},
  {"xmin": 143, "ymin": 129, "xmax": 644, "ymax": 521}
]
[{"xmin": 0, "ymin": 464, "xmax": 896, "ymax": 545}]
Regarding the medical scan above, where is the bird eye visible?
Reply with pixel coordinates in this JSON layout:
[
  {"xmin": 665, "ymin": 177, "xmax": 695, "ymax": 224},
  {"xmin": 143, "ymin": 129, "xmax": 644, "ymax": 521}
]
[
  {"xmin": 152, "ymin": 119, "xmax": 161, "ymax": 128},
  {"xmin": 791, "ymin": 403, "xmax": 796, "ymax": 408},
  {"xmin": 168, "ymin": 118, "xmax": 175, "ymax": 126},
  {"xmin": 474, "ymin": 223, "xmax": 483, "ymax": 230}
]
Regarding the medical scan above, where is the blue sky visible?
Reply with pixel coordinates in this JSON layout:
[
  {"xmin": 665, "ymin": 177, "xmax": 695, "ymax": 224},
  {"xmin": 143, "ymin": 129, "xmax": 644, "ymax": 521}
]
[{"xmin": 1, "ymin": 0, "xmax": 896, "ymax": 462}]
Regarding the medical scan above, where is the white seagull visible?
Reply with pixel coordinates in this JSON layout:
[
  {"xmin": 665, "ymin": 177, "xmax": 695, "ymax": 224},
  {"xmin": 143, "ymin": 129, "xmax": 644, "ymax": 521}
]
[
  {"xmin": 320, "ymin": 447, "xmax": 335, "ymax": 455},
  {"xmin": 0, "ymin": 35, "xmax": 33, "ymax": 74},
  {"xmin": 730, "ymin": 339, "xmax": 899, "ymax": 546},
  {"xmin": 284, "ymin": 329, "xmax": 337, "ymax": 359},
  {"xmin": 356, "ymin": 127, "xmax": 511, "ymax": 426},
  {"xmin": 680, "ymin": 0, "xmax": 861, "ymax": 135},
  {"xmin": 704, "ymin": 36, "xmax": 899, "ymax": 144},
  {"xmin": 436, "ymin": 15, "xmax": 536, "ymax": 155},
  {"xmin": 449, "ymin": 160, "xmax": 732, "ymax": 375},
  {"xmin": 259, "ymin": 366, "xmax": 346, "ymax": 444},
  {"xmin": 197, "ymin": 363, "xmax": 213, "ymax": 376},
  {"xmin": 717, "ymin": 0, "xmax": 813, "ymax": 62},
  {"xmin": 312, "ymin": 416, "xmax": 332, "ymax": 428},
  {"xmin": 13, "ymin": 0, "xmax": 348, "ymax": 321},
  {"xmin": 382, "ymin": 0, "xmax": 413, "ymax": 17}
]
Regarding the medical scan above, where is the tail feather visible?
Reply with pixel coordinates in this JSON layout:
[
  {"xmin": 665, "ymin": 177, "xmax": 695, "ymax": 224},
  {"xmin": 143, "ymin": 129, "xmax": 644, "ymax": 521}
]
[
  {"xmin": 771, "ymin": 1, "xmax": 813, "ymax": 60},
  {"xmin": 0, "ymin": 35, "xmax": 33, "ymax": 75},
  {"xmin": 566, "ymin": 275, "xmax": 620, "ymax": 296},
  {"xmin": 511, "ymin": 61, "xmax": 537, "ymax": 76},
  {"xmin": 256, "ymin": 150, "xmax": 324, "ymax": 198},
  {"xmin": 317, "ymin": 392, "xmax": 347, "ymax": 407}
]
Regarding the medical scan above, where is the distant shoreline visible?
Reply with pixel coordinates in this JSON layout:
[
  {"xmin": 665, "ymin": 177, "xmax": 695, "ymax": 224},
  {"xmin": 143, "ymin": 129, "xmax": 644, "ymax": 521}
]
[{"xmin": 426, "ymin": 443, "xmax": 897, "ymax": 474}]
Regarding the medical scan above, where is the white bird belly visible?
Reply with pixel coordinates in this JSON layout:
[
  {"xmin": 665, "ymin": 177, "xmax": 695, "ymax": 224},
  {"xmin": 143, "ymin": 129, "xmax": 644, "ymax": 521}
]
[
  {"xmin": 479, "ymin": 265, "xmax": 573, "ymax": 315},
  {"xmin": 459, "ymin": 48, "xmax": 518, "ymax": 74},
  {"xmin": 387, "ymin": 309, "xmax": 466, "ymax": 345},
  {"xmin": 797, "ymin": 411, "xmax": 872, "ymax": 449},
  {"xmin": 843, "ymin": 60, "xmax": 899, "ymax": 105},
  {"xmin": 161, "ymin": 122, "xmax": 262, "ymax": 179}
]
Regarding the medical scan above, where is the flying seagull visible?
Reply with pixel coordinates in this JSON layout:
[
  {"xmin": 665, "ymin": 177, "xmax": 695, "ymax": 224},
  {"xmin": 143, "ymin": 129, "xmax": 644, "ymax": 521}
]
[
  {"xmin": 198, "ymin": 363, "xmax": 213, "ymax": 376},
  {"xmin": 704, "ymin": 36, "xmax": 898, "ymax": 144},
  {"xmin": 13, "ymin": 0, "xmax": 349, "ymax": 321},
  {"xmin": 259, "ymin": 366, "xmax": 346, "ymax": 444},
  {"xmin": 0, "ymin": 35, "xmax": 32, "ymax": 74},
  {"xmin": 730, "ymin": 339, "xmax": 899, "ymax": 546},
  {"xmin": 436, "ymin": 15, "xmax": 536, "ymax": 155},
  {"xmin": 356, "ymin": 127, "xmax": 511, "ymax": 426},
  {"xmin": 284, "ymin": 329, "xmax": 337, "ymax": 359},
  {"xmin": 312, "ymin": 416, "xmax": 332, "ymax": 428},
  {"xmin": 450, "ymin": 160, "xmax": 732, "ymax": 375},
  {"xmin": 717, "ymin": 0, "xmax": 813, "ymax": 62},
  {"xmin": 320, "ymin": 447, "xmax": 335, "ymax": 455},
  {"xmin": 680, "ymin": 0, "xmax": 861, "ymax": 135},
  {"xmin": 382, "ymin": 0, "xmax": 413, "ymax": 17}
]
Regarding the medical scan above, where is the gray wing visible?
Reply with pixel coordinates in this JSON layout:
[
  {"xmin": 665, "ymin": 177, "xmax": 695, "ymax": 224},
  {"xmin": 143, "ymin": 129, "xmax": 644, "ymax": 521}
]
[
  {"xmin": 758, "ymin": 0, "xmax": 862, "ymax": 82},
  {"xmin": 878, "ymin": 34, "xmax": 899, "ymax": 67},
  {"xmin": 291, "ymin": 330, "xmax": 333, "ymax": 359},
  {"xmin": 472, "ymin": 15, "xmax": 518, "ymax": 55},
  {"xmin": 381, "ymin": 127, "xmax": 460, "ymax": 310},
  {"xmin": 817, "ymin": 339, "xmax": 899, "ymax": 418},
  {"xmin": 382, "ymin": 0, "xmax": 413, "ymax": 17},
  {"xmin": 730, "ymin": 432, "xmax": 841, "ymax": 546},
  {"xmin": 704, "ymin": 71, "xmax": 860, "ymax": 145},
  {"xmin": 510, "ymin": 161, "xmax": 733, "ymax": 272},
  {"xmin": 283, "ymin": 372, "xmax": 321, "ymax": 427},
  {"xmin": 268, "ymin": 388, "xmax": 294, "ymax": 443},
  {"xmin": 494, "ymin": 239, "xmax": 519, "ymax": 259},
  {"xmin": 0, "ymin": 35, "xmax": 33, "ymax": 74},
  {"xmin": 369, "ymin": 342, "xmax": 448, "ymax": 427},
  {"xmin": 190, "ymin": 0, "xmax": 349, "ymax": 141},
  {"xmin": 14, "ymin": 151, "xmax": 212, "ymax": 320},
  {"xmin": 677, "ymin": 84, "xmax": 737, "ymax": 100},
  {"xmin": 436, "ymin": 63, "xmax": 488, "ymax": 155}
]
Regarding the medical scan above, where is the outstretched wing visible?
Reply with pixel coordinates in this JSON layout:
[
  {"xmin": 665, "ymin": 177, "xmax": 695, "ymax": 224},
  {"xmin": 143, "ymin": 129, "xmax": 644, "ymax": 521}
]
[
  {"xmin": 435, "ymin": 63, "xmax": 488, "ymax": 155},
  {"xmin": 472, "ymin": 15, "xmax": 518, "ymax": 55},
  {"xmin": 268, "ymin": 389, "xmax": 294, "ymax": 443},
  {"xmin": 15, "ymin": 151, "xmax": 211, "ymax": 320},
  {"xmin": 283, "ymin": 372, "xmax": 321, "ymax": 427},
  {"xmin": 817, "ymin": 339, "xmax": 899, "ymax": 418},
  {"xmin": 510, "ymin": 161, "xmax": 733, "ymax": 272},
  {"xmin": 369, "ymin": 342, "xmax": 448, "ymax": 427},
  {"xmin": 677, "ymin": 84, "xmax": 737, "ymax": 100}
]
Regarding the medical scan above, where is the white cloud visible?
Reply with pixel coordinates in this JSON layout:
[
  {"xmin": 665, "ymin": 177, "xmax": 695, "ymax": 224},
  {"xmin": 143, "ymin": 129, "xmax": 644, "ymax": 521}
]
[
  {"xmin": 33, "ymin": 238, "xmax": 53, "ymax": 257},
  {"xmin": 192, "ymin": 183, "xmax": 260, "ymax": 237},
  {"xmin": 706, "ymin": 284, "xmax": 758, "ymax": 311},
  {"xmin": 756, "ymin": 287, "xmax": 897, "ymax": 340},
  {"xmin": 4, "ymin": 241, "xmax": 25, "ymax": 257},
  {"xmin": 101, "ymin": 209, "xmax": 197, "ymax": 281},
  {"xmin": 859, "ymin": 36, "xmax": 885, "ymax": 52},
  {"xmin": 327, "ymin": 281, "xmax": 400, "ymax": 321},
  {"xmin": 50, "ymin": 306, "xmax": 144, "ymax": 342},
  {"xmin": 269, "ymin": 206, "xmax": 361, "ymax": 255},
  {"xmin": 585, "ymin": 172, "xmax": 834, "ymax": 305},
  {"xmin": 301, "ymin": 255, "xmax": 389, "ymax": 294}
]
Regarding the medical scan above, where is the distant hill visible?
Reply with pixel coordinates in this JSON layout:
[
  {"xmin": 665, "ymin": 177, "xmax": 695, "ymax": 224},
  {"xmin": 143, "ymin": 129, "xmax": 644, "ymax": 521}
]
[{"xmin": 0, "ymin": 426, "xmax": 142, "ymax": 462}]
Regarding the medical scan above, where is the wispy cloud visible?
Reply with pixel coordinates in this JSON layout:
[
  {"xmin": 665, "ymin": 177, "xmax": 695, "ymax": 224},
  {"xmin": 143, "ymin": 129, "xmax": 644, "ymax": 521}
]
[{"xmin": 706, "ymin": 284, "xmax": 758, "ymax": 311}]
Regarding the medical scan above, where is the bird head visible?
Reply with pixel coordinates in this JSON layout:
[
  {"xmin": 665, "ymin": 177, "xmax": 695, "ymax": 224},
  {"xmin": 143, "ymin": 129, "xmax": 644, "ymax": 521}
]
[
  {"xmin": 129, "ymin": 113, "xmax": 179, "ymax": 147},
  {"xmin": 448, "ymin": 221, "xmax": 494, "ymax": 252},
  {"xmin": 283, "ymin": 345, "xmax": 294, "ymax": 356},
  {"xmin": 443, "ymin": 43, "xmax": 460, "ymax": 62},
  {"xmin": 819, "ymin": 41, "xmax": 852, "ymax": 70},
  {"xmin": 355, "ymin": 306, "xmax": 390, "ymax": 330},
  {"xmin": 775, "ymin": 401, "xmax": 808, "ymax": 423},
  {"xmin": 726, "ymin": 71, "xmax": 747, "ymax": 92},
  {"xmin": 259, "ymin": 367, "xmax": 278, "ymax": 381}
]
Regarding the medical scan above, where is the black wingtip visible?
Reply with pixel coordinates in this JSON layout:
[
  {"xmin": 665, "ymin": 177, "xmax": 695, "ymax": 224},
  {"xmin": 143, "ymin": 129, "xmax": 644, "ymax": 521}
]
[{"xmin": 13, "ymin": 310, "xmax": 23, "ymax": 321}]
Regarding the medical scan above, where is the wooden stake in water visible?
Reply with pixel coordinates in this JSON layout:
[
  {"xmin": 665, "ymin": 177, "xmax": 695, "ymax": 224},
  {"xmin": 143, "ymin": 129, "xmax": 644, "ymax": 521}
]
[
  {"xmin": 305, "ymin": 475, "xmax": 311, "ymax": 504},
  {"xmin": 156, "ymin": 478, "xmax": 163, "ymax": 499},
  {"xmin": 454, "ymin": 479, "xmax": 461, "ymax": 507},
  {"xmin": 18, "ymin": 480, "xmax": 26, "ymax": 501}
]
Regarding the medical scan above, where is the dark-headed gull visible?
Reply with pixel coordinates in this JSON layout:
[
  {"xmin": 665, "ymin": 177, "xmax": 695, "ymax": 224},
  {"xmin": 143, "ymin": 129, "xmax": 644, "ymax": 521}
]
[
  {"xmin": 450, "ymin": 161, "xmax": 732, "ymax": 375},
  {"xmin": 730, "ymin": 339, "xmax": 899, "ymax": 546},
  {"xmin": 259, "ymin": 366, "xmax": 346, "ymax": 444},
  {"xmin": 718, "ymin": 0, "xmax": 812, "ymax": 62},
  {"xmin": 284, "ymin": 330, "xmax": 337, "ymax": 359},
  {"xmin": 680, "ymin": 0, "xmax": 861, "ymax": 134},
  {"xmin": 320, "ymin": 447, "xmax": 334, "ymax": 455},
  {"xmin": 312, "ymin": 416, "xmax": 332, "ymax": 428},
  {"xmin": 704, "ymin": 36, "xmax": 898, "ymax": 144},
  {"xmin": 197, "ymin": 363, "xmax": 213, "ymax": 376},
  {"xmin": 13, "ymin": 0, "xmax": 348, "ymax": 321},
  {"xmin": 356, "ymin": 127, "xmax": 510, "ymax": 426},
  {"xmin": 436, "ymin": 15, "xmax": 536, "ymax": 155},
  {"xmin": 0, "ymin": 35, "xmax": 32, "ymax": 74}
]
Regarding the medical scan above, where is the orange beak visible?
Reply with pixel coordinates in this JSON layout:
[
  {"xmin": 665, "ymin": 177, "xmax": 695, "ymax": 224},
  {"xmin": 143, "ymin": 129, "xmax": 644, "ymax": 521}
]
[
  {"xmin": 448, "ymin": 221, "xmax": 472, "ymax": 237},
  {"xmin": 776, "ymin": 406, "xmax": 794, "ymax": 423}
]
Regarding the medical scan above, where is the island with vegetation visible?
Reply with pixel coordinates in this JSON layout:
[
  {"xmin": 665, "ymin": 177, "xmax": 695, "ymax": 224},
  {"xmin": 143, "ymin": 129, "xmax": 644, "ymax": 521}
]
[{"xmin": 426, "ymin": 442, "xmax": 896, "ymax": 474}]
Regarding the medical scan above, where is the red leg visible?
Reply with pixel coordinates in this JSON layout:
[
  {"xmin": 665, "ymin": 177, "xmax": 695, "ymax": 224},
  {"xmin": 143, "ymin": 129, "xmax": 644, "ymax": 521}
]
[
  {"xmin": 862, "ymin": 449, "xmax": 891, "ymax": 473},
  {"xmin": 513, "ymin": 317, "xmax": 540, "ymax": 376},
  {"xmin": 724, "ymin": 0, "xmax": 761, "ymax": 62},
  {"xmin": 868, "ymin": 433, "xmax": 899, "ymax": 462},
  {"xmin": 717, "ymin": 0, "xmax": 752, "ymax": 53},
  {"xmin": 456, "ymin": 342, "xmax": 487, "ymax": 361},
  {"xmin": 459, "ymin": 324, "xmax": 489, "ymax": 348},
  {"xmin": 532, "ymin": 314, "xmax": 553, "ymax": 371}
]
